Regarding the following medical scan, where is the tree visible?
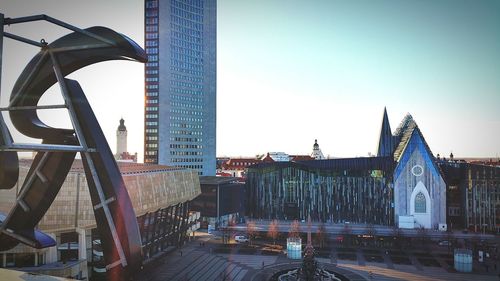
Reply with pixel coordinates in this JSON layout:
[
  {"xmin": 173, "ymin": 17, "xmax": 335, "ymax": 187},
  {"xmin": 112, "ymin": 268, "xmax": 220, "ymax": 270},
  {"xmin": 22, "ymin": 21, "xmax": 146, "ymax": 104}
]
[
  {"xmin": 289, "ymin": 220, "xmax": 301, "ymax": 239},
  {"xmin": 246, "ymin": 220, "xmax": 257, "ymax": 245},
  {"xmin": 365, "ymin": 224, "xmax": 377, "ymax": 247},
  {"xmin": 315, "ymin": 223, "xmax": 327, "ymax": 249},
  {"xmin": 392, "ymin": 226, "xmax": 403, "ymax": 248},
  {"xmin": 267, "ymin": 219, "xmax": 279, "ymax": 245}
]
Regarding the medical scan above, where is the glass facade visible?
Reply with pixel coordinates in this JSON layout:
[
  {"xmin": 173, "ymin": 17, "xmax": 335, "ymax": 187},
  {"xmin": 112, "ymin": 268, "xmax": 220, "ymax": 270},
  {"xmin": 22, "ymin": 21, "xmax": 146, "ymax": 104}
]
[
  {"xmin": 246, "ymin": 158, "xmax": 395, "ymax": 225},
  {"xmin": 144, "ymin": 0, "xmax": 216, "ymax": 175}
]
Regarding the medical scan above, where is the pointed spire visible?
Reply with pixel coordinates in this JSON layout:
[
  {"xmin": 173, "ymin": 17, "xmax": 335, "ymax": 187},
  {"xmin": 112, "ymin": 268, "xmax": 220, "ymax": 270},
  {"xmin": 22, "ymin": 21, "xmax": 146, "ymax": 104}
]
[{"xmin": 376, "ymin": 107, "xmax": 394, "ymax": 157}]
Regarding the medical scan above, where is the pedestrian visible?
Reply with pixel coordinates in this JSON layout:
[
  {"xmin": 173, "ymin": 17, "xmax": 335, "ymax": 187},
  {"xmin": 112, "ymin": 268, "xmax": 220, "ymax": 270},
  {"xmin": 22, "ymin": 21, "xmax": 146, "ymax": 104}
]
[
  {"xmin": 262, "ymin": 261, "xmax": 265, "ymax": 269},
  {"xmin": 180, "ymin": 250, "xmax": 183, "ymax": 256},
  {"xmin": 369, "ymin": 271, "xmax": 373, "ymax": 280}
]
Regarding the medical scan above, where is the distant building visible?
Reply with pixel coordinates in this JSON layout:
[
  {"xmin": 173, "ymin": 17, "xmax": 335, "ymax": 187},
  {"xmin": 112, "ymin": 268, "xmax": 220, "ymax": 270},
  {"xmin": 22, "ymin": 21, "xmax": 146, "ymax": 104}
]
[
  {"xmin": 263, "ymin": 152, "xmax": 290, "ymax": 162},
  {"xmin": 310, "ymin": 139, "xmax": 325, "ymax": 159},
  {"xmin": 115, "ymin": 118, "xmax": 137, "ymax": 162},
  {"xmin": 217, "ymin": 157, "xmax": 262, "ymax": 178},
  {"xmin": 246, "ymin": 108, "xmax": 500, "ymax": 232},
  {"xmin": 143, "ymin": 0, "xmax": 217, "ymax": 176}
]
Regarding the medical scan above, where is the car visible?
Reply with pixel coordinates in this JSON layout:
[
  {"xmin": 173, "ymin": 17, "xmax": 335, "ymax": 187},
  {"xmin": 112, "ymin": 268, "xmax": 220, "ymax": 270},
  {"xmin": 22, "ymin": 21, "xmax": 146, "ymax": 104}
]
[
  {"xmin": 438, "ymin": 240, "xmax": 451, "ymax": 246},
  {"xmin": 235, "ymin": 235, "xmax": 249, "ymax": 243}
]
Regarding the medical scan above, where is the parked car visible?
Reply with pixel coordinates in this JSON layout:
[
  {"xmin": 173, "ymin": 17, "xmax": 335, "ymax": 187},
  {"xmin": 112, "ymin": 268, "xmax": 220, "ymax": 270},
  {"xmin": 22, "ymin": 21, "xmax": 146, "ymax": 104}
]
[
  {"xmin": 438, "ymin": 240, "xmax": 451, "ymax": 246},
  {"xmin": 235, "ymin": 235, "xmax": 249, "ymax": 243}
]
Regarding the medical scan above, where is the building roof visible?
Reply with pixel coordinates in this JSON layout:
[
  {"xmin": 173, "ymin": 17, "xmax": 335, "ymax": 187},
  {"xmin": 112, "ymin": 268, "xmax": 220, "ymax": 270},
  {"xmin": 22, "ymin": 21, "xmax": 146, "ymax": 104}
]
[
  {"xmin": 249, "ymin": 156, "xmax": 395, "ymax": 172},
  {"xmin": 118, "ymin": 118, "xmax": 126, "ymax": 131},
  {"xmin": 19, "ymin": 158, "xmax": 185, "ymax": 175},
  {"xmin": 199, "ymin": 176, "xmax": 240, "ymax": 185}
]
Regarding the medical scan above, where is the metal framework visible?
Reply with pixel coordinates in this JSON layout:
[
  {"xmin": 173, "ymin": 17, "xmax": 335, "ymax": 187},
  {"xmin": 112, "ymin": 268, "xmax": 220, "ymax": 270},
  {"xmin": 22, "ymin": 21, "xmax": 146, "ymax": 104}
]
[{"xmin": 0, "ymin": 13, "xmax": 147, "ymax": 279}]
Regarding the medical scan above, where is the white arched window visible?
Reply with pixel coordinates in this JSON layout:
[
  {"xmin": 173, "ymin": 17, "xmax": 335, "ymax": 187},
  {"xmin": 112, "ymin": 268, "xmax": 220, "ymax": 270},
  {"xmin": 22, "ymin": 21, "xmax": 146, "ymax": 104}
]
[{"xmin": 414, "ymin": 192, "xmax": 426, "ymax": 213}]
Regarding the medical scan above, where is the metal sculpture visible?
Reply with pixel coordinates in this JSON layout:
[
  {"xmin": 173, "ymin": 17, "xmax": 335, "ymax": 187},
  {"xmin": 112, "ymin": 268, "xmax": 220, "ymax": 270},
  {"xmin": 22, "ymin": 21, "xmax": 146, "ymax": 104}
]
[{"xmin": 0, "ymin": 14, "xmax": 146, "ymax": 279}]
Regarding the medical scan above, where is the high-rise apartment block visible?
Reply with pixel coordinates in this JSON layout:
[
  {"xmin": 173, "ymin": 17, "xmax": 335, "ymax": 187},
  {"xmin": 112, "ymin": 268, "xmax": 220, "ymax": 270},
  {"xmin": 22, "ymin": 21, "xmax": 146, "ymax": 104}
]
[{"xmin": 144, "ymin": 0, "xmax": 216, "ymax": 175}]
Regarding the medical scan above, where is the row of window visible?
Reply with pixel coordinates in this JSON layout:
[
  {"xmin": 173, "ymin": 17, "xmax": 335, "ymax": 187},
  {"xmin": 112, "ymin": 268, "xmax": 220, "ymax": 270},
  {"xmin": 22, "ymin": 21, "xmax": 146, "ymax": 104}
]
[
  {"xmin": 145, "ymin": 106, "xmax": 158, "ymax": 111},
  {"xmin": 146, "ymin": 69, "xmax": 159, "ymax": 75},
  {"xmin": 172, "ymin": 0, "xmax": 204, "ymax": 11},
  {"xmin": 146, "ymin": 62, "xmax": 158, "ymax": 67},
  {"xmin": 172, "ymin": 94, "xmax": 202, "ymax": 103},
  {"xmin": 171, "ymin": 53, "xmax": 203, "ymax": 66},
  {"xmin": 145, "ymin": 151, "xmax": 157, "ymax": 156},
  {"xmin": 170, "ymin": 116, "xmax": 202, "ymax": 122},
  {"xmin": 146, "ymin": 92, "xmax": 158, "ymax": 97},
  {"xmin": 146, "ymin": 32, "xmax": 159, "ymax": 39},
  {"xmin": 170, "ymin": 23, "xmax": 202, "ymax": 40},
  {"xmin": 172, "ymin": 30, "xmax": 202, "ymax": 44},
  {"xmin": 145, "ymin": 0, "xmax": 158, "ymax": 9},
  {"xmin": 171, "ymin": 46, "xmax": 202, "ymax": 59},
  {"xmin": 170, "ymin": 137, "xmax": 203, "ymax": 142},
  {"xmin": 171, "ymin": 6, "xmax": 204, "ymax": 22},
  {"xmin": 146, "ymin": 114, "xmax": 158, "ymax": 119},
  {"xmin": 171, "ymin": 15, "xmax": 203, "ymax": 31},
  {"xmin": 147, "ymin": 47, "xmax": 158, "ymax": 54},
  {"xmin": 146, "ymin": 121, "xmax": 158, "ymax": 127},
  {"xmin": 146, "ymin": 136, "xmax": 158, "ymax": 141},
  {"xmin": 171, "ymin": 102, "xmax": 202, "ymax": 109},
  {"xmin": 170, "ymin": 66, "xmax": 203, "ymax": 76},
  {"xmin": 145, "ymin": 128, "xmax": 157, "ymax": 134},
  {"xmin": 148, "ymin": 55, "xmax": 158, "ymax": 62},
  {"xmin": 170, "ymin": 130, "xmax": 202, "ymax": 136},
  {"xmin": 171, "ymin": 79, "xmax": 202, "ymax": 89},
  {"xmin": 146, "ymin": 84, "xmax": 159, "ymax": 89},
  {"xmin": 171, "ymin": 158, "xmax": 203, "ymax": 163},
  {"xmin": 145, "ymin": 10, "xmax": 158, "ymax": 17},
  {"xmin": 146, "ymin": 77, "xmax": 158, "ymax": 82},
  {"xmin": 170, "ymin": 122, "xmax": 203, "ymax": 129},
  {"xmin": 171, "ymin": 38, "xmax": 202, "ymax": 51},
  {"xmin": 170, "ymin": 109, "xmax": 202, "ymax": 116},
  {"xmin": 145, "ymin": 17, "xmax": 158, "ymax": 24},
  {"xmin": 179, "ymin": 164, "xmax": 203, "ymax": 170},
  {"xmin": 172, "ymin": 87, "xmax": 203, "ymax": 96},
  {"xmin": 170, "ymin": 151, "xmax": 203, "ymax": 156},
  {"xmin": 146, "ymin": 40, "xmax": 158, "ymax": 47},
  {"xmin": 146, "ymin": 25, "xmax": 158, "ymax": 32},
  {"xmin": 170, "ymin": 144, "xmax": 203, "ymax": 149}
]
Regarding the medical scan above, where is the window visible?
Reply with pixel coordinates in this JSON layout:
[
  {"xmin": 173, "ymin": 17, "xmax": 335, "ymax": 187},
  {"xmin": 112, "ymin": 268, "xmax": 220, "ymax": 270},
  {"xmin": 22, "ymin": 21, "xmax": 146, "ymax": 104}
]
[{"xmin": 415, "ymin": 192, "xmax": 426, "ymax": 213}]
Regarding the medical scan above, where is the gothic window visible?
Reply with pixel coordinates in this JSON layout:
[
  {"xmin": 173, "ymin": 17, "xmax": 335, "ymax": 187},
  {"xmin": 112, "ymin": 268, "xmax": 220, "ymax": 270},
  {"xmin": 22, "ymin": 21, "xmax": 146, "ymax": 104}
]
[{"xmin": 415, "ymin": 192, "xmax": 426, "ymax": 213}]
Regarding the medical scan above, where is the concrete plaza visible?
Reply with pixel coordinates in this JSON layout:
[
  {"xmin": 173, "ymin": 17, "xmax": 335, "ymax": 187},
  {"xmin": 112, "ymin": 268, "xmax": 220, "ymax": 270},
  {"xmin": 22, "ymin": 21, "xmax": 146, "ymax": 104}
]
[{"xmin": 139, "ymin": 232, "xmax": 500, "ymax": 281}]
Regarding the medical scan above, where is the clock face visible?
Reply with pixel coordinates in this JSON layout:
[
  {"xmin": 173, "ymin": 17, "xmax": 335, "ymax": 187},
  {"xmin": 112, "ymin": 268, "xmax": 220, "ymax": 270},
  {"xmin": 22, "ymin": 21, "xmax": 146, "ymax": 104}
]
[{"xmin": 411, "ymin": 165, "xmax": 424, "ymax": 177}]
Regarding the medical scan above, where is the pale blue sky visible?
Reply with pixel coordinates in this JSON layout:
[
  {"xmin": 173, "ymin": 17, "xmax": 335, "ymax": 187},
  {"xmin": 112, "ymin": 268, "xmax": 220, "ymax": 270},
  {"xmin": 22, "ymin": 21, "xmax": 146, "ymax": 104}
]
[{"xmin": 1, "ymin": 0, "xmax": 499, "ymax": 160}]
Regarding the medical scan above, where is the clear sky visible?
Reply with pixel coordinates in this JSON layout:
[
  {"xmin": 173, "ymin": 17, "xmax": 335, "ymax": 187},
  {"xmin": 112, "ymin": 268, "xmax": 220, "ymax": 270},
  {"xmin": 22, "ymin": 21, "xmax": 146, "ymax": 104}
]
[{"xmin": 1, "ymin": 0, "xmax": 499, "ymax": 161}]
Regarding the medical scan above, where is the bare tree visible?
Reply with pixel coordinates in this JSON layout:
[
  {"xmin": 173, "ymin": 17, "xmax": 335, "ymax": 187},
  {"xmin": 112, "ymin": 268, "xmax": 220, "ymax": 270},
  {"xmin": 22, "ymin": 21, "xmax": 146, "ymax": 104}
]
[
  {"xmin": 315, "ymin": 223, "xmax": 327, "ymax": 249},
  {"xmin": 246, "ymin": 220, "xmax": 257, "ymax": 245},
  {"xmin": 365, "ymin": 224, "xmax": 377, "ymax": 247},
  {"xmin": 267, "ymin": 219, "xmax": 279, "ymax": 245},
  {"xmin": 289, "ymin": 220, "xmax": 301, "ymax": 239}
]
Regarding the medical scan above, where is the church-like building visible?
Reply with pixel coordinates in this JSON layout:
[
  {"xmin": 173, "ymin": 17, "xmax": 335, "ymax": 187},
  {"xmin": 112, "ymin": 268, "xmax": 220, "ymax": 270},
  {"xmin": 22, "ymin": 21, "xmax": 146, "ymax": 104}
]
[{"xmin": 246, "ymin": 108, "xmax": 499, "ymax": 232}]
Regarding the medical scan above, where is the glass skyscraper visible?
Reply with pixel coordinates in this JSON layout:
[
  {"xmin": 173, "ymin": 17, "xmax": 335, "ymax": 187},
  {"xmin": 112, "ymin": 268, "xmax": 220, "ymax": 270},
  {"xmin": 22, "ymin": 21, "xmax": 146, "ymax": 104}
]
[{"xmin": 144, "ymin": 0, "xmax": 216, "ymax": 175}]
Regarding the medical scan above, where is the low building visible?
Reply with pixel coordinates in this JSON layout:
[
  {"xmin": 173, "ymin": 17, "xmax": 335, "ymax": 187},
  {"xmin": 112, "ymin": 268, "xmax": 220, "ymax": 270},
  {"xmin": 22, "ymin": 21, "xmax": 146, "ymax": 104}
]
[
  {"xmin": 0, "ymin": 160, "xmax": 201, "ymax": 279},
  {"xmin": 217, "ymin": 158, "xmax": 262, "ymax": 178},
  {"xmin": 190, "ymin": 176, "xmax": 245, "ymax": 229}
]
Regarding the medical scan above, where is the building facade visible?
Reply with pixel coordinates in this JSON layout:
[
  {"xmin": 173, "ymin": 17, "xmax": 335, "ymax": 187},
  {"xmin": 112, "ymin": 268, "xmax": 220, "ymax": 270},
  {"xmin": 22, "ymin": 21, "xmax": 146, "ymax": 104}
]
[
  {"xmin": 0, "ymin": 160, "xmax": 201, "ymax": 279},
  {"xmin": 144, "ymin": 0, "xmax": 216, "ymax": 175},
  {"xmin": 245, "ymin": 109, "xmax": 496, "ymax": 232}
]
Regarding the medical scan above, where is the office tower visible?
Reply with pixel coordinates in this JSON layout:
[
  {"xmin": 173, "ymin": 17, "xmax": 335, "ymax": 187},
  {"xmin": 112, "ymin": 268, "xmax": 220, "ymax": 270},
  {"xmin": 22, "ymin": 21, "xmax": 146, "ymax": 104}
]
[{"xmin": 144, "ymin": 0, "xmax": 216, "ymax": 175}]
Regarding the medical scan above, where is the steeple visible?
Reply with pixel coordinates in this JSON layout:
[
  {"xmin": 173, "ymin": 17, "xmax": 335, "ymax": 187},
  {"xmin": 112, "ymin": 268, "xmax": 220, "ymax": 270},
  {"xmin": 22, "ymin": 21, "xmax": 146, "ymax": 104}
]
[
  {"xmin": 311, "ymin": 139, "xmax": 325, "ymax": 160},
  {"xmin": 376, "ymin": 107, "xmax": 394, "ymax": 157}
]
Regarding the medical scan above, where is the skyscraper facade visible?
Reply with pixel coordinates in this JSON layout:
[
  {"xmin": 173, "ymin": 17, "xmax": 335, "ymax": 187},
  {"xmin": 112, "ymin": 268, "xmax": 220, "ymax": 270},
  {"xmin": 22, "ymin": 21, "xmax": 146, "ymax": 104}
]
[{"xmin": 144, "ymin": 0, "xmax": 216, "ymax": 175}]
